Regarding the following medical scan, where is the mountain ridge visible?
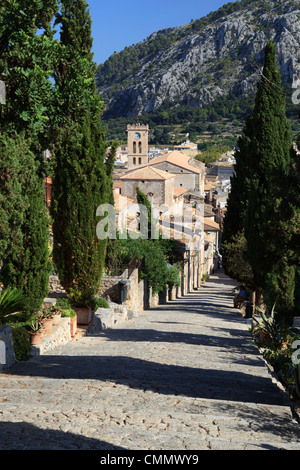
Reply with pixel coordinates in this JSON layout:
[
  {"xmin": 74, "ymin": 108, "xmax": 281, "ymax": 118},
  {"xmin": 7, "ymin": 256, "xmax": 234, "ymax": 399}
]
[{"xmin": 96, "ymin": 0, "xmax": 300, "ymax": 121}]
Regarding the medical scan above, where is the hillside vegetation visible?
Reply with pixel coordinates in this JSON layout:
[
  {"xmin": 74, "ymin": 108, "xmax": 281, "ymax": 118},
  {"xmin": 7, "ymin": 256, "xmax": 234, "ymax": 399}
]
[{"xmin": 96, "ymin": 0, "xmax": 300, "ymax": 143}]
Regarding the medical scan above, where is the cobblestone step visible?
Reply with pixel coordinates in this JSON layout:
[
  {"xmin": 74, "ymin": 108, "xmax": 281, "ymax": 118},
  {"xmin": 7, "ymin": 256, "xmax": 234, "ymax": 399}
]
[
  {"xmin": 1, "ymin": 402, "xmax": 300, "ymax": 450},
  {"xmin": 0, "ymin": 273, "xmax": 299, "ymax": 451}
]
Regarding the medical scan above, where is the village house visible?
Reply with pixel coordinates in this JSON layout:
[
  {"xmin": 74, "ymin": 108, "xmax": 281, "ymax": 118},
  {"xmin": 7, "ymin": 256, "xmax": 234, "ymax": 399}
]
[
  {"xmin": 119, "ymin": 166, "xmax": 175, "ymax": 208},
  {"xmin": 147, "ymin": 150, "xmax": 205, "ymax": 195},
  {"xmin": 110, "ymin": 123, "xmax": 224, "ymax": 294}
]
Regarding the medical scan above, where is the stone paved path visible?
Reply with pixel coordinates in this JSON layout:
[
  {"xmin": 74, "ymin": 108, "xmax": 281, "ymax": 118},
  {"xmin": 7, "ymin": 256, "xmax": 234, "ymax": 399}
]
[{"xmin": 0, "ymin": 273, "xmax": 300, "ymax": 451}]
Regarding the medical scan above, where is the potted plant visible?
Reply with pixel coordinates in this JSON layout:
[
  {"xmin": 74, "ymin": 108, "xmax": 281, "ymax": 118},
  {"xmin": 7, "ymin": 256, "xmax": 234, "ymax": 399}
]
[
  {"xmin": 27, "ymin": 320, "xmax": 44, "ymax": 346},
  {"xmin": 56, "ymin": 298, "xmax": 78, "ymax": 337},
  {"xmin": 38, "ymin": 308, "xmax": 54, "ymax": 334},
  {"xmin": 49, "ymin": 305, "xmax": 63, "ymax": 325},
  {"xmin": 61, "ymin": 308, "xmax": 78, "ymax": 338},
  {"xmin": 67, "ymin": 288, "xmax": 94, "ymax": 325}
]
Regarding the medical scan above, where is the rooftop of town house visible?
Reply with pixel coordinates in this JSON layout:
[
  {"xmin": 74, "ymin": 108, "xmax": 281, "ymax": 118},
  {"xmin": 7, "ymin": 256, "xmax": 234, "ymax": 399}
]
[
  {"xmin": 120, "ymin": 166, "xmax": 175, "ymax": 181},
  {"xmin": 204, "ymin": 218, "xmax": 220, "ymax": 231},
  {"xmin": 204, "ymin": 181, "xmax": 219, "ymax": 191},
  {"xmin": 147, "ymin": 150, "xmax": 204, "ymax": 174},
  {"xmin": 173, "ymin": 187, "xmax": 188, "ymax": 197}
]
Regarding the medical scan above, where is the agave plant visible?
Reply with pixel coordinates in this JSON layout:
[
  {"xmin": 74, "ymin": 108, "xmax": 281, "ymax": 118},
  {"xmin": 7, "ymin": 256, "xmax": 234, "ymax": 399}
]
[
  {"xmin": 27, "ymin": 319, "xmax": 43, "ymax": 333},
  {"xmin": 252, "ymin": 303, "xmax": 284, "ymax": 346},
  {"xmin": 279, "ymin": 362, "xmax": 300, "ymax": 400},
  {"xmin": 0, "ymin": 286, "xmax": 28, "ymax": 325}
]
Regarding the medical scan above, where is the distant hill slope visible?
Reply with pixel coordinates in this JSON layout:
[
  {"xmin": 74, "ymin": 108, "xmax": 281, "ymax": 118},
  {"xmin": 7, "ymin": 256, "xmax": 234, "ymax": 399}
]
[{"xmin": 96, "ymin": 0, "xmax": 300, "ymax": 121}]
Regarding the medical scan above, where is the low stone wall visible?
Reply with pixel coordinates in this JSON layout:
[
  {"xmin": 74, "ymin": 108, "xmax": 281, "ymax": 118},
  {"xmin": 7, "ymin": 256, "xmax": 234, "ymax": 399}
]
[
  {"xmin": 97, "ymin": 276, "xmax": 123, "ymax": 303},
  {"xmin": 30, "ymin": 318, "xmax": 71, "ymax": 357},
  {"xmin": 0, "ymin": 326, "xmax": 15, "ymax": 370},
  {"xmin": 49, "ymin": 274, "xmax": 126, "ymax": 304}
]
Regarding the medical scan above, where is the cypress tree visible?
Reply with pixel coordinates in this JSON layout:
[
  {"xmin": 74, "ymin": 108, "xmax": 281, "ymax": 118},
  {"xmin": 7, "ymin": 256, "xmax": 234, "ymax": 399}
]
[
  {"xmin": 136, "ymin": 186, "xmax": 155, "ymax": 239},
  {"xmin": 221, "ymin": 135, "xmax": 252, "ymax": 287},
  {"xmin": 0, "ymin": 134, "xmax": 25, "ymax": 264},
  {"xmin": 0, "ymin": 134, "xmax": 50, "ymax": 313},
  {"xmin": 0, "ymin": 3, "xmax": 57, "ymax": 312},
  {"xmin": 0, "ymin": 0, "xmax": 58, "ymax": 159},
  {"xmin": 242, "ymin": 42, "xmax": 296, "ymax": 315},
  {"xmin": 222, "ymin": 41, "xmax": 299, "ymax": 317},
  {"xmin": 51, "ymin": 0, "xmax": 115, "ymax": 299}
]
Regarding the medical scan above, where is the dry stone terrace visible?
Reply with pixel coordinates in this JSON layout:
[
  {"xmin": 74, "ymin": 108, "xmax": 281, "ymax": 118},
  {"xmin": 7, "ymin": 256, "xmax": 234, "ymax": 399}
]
[{"xmin": 0, "ymin": 273, "xmax": 300, "ymax": 451}]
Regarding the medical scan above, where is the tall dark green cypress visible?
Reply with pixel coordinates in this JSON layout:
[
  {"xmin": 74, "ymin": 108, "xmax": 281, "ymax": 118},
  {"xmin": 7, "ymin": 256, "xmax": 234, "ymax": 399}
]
[
  {"xmin": 221, "ymin": 131, "xmax": 252, "ymax": 286},
  {"xmin": 0, "ymin": 0, "xmax": 58, "ymax": 159},
  {"xmin": 222, "ymin": 41, "xmax": 298, "ymax": 317},
  {"xmin": 243, "ymin": 42, "xmax": 296, "ymax": 315},
  {"xmin": 0, "ymin": 2, "xmax": 57, "ymax": 313},
  {"xmin": 51, "ymin": 0, "xmax": 115, "ymax": 299},
  {"xmin": 0, "ymin": 134, "xmax": 50, "ymax": 313}
]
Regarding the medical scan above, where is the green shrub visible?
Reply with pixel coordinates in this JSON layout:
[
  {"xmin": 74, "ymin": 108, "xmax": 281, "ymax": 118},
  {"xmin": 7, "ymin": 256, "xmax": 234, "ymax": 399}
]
[
  {"xmin": 11, "ymin": 325, "xmax": 31, "ymax": 362},
  {"xmin": 93, "ymin": 297, "xmax": 110, "ymax": 309},
  {"xmin": 56, "ymin": 297, "xmax": 72, "ymax": 309},
  {"xmin": 61, "ymin": 308, "xmax": 76, "ymax": 319}
]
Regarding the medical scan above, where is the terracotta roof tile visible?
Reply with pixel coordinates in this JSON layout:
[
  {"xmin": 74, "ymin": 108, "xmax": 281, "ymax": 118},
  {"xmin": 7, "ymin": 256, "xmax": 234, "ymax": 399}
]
[
  {"xmin": 148, "ymin": 150, "xmax": 204, "ymax": 174},
  {"xmin": 204, "ymin": 218, "xmax": 220, "ymax": 231},
  {"xmin": 173, "ymin": 187, "xmax": 188, "ymax": 197},
  {"xmin": 120, "ymin": 166, "xmax": 175, "ymax": 181}
]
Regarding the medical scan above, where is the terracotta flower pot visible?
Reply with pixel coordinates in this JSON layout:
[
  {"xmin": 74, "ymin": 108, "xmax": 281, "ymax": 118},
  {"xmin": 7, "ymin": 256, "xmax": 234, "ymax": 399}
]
[
  {"xmin": 70, "ymin": 314, "xmax": 78, "ymax": 337},
  {"xmin": 29, "ymin": 331, "xmax": 43, "ymax": 345},
  {"xmin": 73, "ymin": 307, "xmax": 92, "ymax": 325},
  {"xmin": 41, "ymin": 318, "xmax": 54, "ymax": 334}
]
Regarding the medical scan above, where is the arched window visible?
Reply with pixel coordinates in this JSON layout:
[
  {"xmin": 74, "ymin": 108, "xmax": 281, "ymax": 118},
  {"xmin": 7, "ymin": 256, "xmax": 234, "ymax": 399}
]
[
  {"xmin": 138, "ymin": 141, "xmax": 142, "ymax": 154},
  {"xmin": 138, "ymin": 157, "xmax": 142, "ymax": 165},
  {"xmin": 133, "ymin": 157, "xmax": 136, "ymax": 165},
  {"xmin": 133, "ymin": 141, "xmax": 137, "ymax": 154}
]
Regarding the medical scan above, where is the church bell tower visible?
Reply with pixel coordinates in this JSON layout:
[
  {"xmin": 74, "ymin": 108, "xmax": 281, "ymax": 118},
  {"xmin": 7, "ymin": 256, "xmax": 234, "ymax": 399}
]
[{"xmin": 127, "ymin": 123, "xmax": 149, "ymax": 169}]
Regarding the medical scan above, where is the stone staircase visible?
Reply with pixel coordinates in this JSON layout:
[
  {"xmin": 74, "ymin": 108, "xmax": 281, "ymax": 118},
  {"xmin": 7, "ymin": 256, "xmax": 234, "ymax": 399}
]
[{"xmin": 0, "ymin": 273, "xmax": 300, "ymax": 450}]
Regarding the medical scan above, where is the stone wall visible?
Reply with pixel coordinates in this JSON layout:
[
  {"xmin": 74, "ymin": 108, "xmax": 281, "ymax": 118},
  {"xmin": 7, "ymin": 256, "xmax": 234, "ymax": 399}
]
[
  {"xmin": 0, "ymin": 326, "xmax": 15, "ymax": 370},
  {"xmin": 124, "ymin": 268, "xmax": 145, "ymax": 312},
  {"xmin": 122, "ymin": 179, "xmax": 166, "ymax": 205},
  {"xmin": 97, "ymin": 276, "xmax": 123, "ymax": 303},
  {"xmin": 48, "ymin": 275, "xmax": 66, "ymax": 296},
  {"xmin": 30, "ymin": 318, "xmax": 71, "ymax": 356},
  {"xmin": 49, "ymin": 274, "xmax": 127, "ymax": 304}
]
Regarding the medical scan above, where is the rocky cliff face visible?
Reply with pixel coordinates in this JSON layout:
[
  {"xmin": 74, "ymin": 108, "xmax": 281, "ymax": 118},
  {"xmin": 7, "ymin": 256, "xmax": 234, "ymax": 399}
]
[{"xmin": 96, "ymin": 0, "xmax": 300, "ymax": 118}]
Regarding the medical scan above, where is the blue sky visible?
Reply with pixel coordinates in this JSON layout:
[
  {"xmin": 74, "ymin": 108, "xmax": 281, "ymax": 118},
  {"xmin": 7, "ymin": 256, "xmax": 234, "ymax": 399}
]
[{"xmin": 87, "ymin": 0, "xmax": 230, "ymax": 65}]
